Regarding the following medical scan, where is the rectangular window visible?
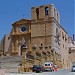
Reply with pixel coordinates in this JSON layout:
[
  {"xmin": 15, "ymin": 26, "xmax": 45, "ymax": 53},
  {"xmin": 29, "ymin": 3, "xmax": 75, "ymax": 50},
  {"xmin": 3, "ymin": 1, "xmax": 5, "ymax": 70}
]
[
  {"xmin": 57, "ymin": 13, "xmax": 59, "ymax": 20},
  {"xmin": 65, "ymin": 35, "xmax": 67, "ymax": 42},
  {"xmin": 36, "ymin": 8, "xmax": 39, "ymax": 13},
  {"xmin": 36, "ymin": 8, "xmax": 39, "ymax": 19},
  {"xmin": 63, "ymin": 59, "xmax": 64, "ymax": 64},
  {"xmin": 45, "ymin": 7, "xmax": 48, "ymax": 15},
  {"xmin": 62, "ymin": 32, "xmax": 64, "ymax": 40}
]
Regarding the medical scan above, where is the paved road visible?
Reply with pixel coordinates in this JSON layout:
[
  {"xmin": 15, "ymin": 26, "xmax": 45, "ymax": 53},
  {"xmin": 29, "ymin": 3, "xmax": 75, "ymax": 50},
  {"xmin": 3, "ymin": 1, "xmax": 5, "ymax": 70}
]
[{"xmin": 0, "ymin": 69, "xmax": 75, "ymax": 75}]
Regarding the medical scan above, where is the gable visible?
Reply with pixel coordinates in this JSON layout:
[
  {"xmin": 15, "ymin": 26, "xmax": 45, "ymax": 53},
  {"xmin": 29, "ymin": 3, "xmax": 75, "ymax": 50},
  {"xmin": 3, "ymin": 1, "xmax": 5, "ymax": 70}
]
[{"xmin": 12, "ymin": 18, "xmax": 31, "ymax": 26}]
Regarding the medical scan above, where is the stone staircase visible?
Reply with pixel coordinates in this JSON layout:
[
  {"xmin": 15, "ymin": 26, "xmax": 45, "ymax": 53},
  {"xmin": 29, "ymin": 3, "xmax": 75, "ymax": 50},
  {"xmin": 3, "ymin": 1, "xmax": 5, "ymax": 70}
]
[{"xmin": 0, "ymin": 56, "xmax": 22, "ymax": 73}]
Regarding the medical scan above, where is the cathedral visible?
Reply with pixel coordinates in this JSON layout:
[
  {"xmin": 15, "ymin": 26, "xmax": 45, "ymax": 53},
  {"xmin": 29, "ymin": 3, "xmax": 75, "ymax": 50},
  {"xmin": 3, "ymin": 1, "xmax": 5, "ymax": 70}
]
[{"xmin": 0, "ymin": 4, "xmax": 70, "ymax": 72}]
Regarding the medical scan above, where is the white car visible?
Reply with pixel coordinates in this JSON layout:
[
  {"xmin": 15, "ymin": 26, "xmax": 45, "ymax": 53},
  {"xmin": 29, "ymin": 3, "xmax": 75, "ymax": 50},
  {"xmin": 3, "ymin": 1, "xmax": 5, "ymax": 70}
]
[
  {"xmin": 71, "ymin": 65, "xmax": 75, "ymax": 72},
  {"xmin": 43, "ymin": 61, "xmax": 54, "ymax": 72}
]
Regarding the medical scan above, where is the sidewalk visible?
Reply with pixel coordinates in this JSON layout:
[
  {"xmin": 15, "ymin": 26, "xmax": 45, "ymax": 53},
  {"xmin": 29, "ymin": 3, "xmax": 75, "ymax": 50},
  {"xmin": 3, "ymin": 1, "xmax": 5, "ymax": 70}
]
[{"xmin": 0, "ymin": 69, "xmax": 6, "ymax": 75}]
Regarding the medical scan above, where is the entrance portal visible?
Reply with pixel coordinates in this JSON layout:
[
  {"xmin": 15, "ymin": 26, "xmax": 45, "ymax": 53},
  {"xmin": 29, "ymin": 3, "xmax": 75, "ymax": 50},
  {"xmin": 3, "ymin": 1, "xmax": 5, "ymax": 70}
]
[{"xmin": 18, "ymin": 44, "xmax": 26, "ymax": 55}]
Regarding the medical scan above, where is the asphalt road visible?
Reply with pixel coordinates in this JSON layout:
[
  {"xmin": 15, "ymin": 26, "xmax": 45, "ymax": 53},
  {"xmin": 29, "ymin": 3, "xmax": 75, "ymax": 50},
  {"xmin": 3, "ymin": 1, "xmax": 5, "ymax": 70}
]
[{"xmin": 1, "ymin": 69, "xmax": 75, "ymax": 75}]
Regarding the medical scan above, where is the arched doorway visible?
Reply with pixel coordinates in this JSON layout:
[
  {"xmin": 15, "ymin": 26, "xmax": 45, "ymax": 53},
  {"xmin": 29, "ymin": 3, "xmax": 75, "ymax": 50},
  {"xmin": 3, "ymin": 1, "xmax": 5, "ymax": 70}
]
[
  {"xmin": 21, "ymin": 44, "xmax": 26, "ymax": 55},
  {"xmin": 18, "ymin": 44, "xmax": 26, "ymax": 55}
]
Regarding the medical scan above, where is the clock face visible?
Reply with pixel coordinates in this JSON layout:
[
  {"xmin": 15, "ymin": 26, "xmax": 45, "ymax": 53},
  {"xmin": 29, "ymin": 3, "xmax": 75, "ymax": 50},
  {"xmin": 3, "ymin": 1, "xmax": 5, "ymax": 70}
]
[{"xmin": 21, "ymin": 26, "xmax": 26, "ymax": 32}]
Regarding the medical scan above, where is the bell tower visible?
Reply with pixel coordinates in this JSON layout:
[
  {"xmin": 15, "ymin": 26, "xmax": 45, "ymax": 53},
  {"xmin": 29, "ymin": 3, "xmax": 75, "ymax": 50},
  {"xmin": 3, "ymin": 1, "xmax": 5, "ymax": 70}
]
[
  {"xmin": 31, "ymin": 4, "xmax": 60, "ymax": 23},
  {"xmin": 11, "ymin": 19, "xmax": 31, "ymax": 55}
]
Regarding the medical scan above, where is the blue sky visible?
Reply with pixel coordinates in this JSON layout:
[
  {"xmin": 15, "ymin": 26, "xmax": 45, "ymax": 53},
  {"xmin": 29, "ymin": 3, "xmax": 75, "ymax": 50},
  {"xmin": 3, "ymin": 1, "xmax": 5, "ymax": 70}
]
[{"xmin": 0, "ymin": 0, "xmax": 74, "ymax": 40}]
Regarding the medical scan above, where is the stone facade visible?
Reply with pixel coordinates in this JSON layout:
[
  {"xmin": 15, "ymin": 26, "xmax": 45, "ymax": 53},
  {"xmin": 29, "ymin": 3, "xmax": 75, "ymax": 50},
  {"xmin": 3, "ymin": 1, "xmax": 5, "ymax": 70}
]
[
  {"xmin": 60, "ymin": 26, "xmax": 69, "ymax": 68},
  {"xmin": 0, "ymin": 4, "xmax": 69, "ymax": 69},
  {"xmin": 31, "ymin": 4, "xmax": 62, "ymax": 67},
  {"xmin": 68, "ymin": 37, "xmax": 75, "ymax": 68},
  {"xmin": 11, "ymin": 19, "xmax": 31, "ymax": 54}
]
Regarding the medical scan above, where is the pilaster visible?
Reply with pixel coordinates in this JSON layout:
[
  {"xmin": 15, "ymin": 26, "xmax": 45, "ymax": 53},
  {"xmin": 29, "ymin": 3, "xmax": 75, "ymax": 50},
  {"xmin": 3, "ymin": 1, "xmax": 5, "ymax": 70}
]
[
  {"xmin": 15, "ymin": 36, "xmax": 18, "ymax": 53},
  {"xmin": 11, "ymin": 37, "xmax": 15, "ymax": 53}
]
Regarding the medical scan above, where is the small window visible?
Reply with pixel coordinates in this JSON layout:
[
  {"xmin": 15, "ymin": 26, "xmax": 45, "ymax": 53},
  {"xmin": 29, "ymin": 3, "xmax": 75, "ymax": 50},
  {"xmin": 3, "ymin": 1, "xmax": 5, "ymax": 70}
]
[
  {"xmin": 57, "ymin": 13, "xmax": 58, "ymax": 20},
  {"xmin": 41, "ymin": 43, "xmax": 43, "ymax": 46},
  {"xmin": 36, "ymin": 8, "xmax": 39, "ymax": 19},
  {"xmin": 8, "ymin": 37, "xmax": 10, "ymax": 40},
  {"xmin": 54, "ymin": 9, "xmax": 56, "ymax": 17},
  {"xmin": 62, "ymin": 32, "xmax": 64, "ymax": 40},
  {"xmin": 65, "ymin": 35, "xmax": 67, "ymax": 41},
  {"xmin": 45, "ymin": 7, "xmax": 48, "ymax": 15},
  {"xmin": 63, "ymin": 36, "xmax": 64, "ymax": 40},
  {"xmin": 36, "ymin": 8, "xmax": 39, "ymax": 13},
  {"xmin": 56, "ymin": 28, "xmax": 58, "ymax": 33}
]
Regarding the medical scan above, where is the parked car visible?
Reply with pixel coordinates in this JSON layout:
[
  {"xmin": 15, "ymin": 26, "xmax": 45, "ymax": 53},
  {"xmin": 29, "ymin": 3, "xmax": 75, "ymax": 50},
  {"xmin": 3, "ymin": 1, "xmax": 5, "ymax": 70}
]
[
  {"xmin": 43, "ymin": 61, "xmax": 54, "ymax": 72},
  {"xmin": 32, "ymin": 65, "xmax": 43, "ymax": 73},
  {"xmin": 71, "ymin": 65, "xmax": 75, "ymax": 72}
]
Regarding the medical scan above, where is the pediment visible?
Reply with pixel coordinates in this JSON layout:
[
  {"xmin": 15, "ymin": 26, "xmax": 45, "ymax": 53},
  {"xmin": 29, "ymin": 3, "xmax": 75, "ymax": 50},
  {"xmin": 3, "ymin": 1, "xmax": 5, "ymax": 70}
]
[{"xmin": 12, "ymin": 18, "xmax": 31, "ymax": 26}]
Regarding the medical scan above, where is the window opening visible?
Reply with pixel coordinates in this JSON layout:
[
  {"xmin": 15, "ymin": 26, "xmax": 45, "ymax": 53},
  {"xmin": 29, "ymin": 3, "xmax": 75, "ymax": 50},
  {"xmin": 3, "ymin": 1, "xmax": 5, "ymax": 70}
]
[
  {"xmin": 41, "ymin": 43, "xmax": 43, "ymax": 46},
  {"xmin": 45, "ymin": 7, "xmax": 48, "ymax": 15},
  {"xmin": 36, "ymin": 8, "xmax": 39, "ymax": 19}
]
